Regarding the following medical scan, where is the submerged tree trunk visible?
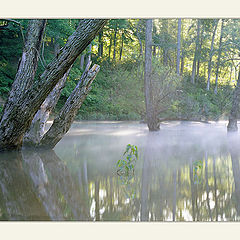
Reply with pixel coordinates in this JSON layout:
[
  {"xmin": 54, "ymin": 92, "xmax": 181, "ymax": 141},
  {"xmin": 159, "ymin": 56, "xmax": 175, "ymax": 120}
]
[
  {"xmin": 214, "ymin": 19, "xmax": 225, "ymax": 94},
  {"xmin": 176, "ymin": 19, "xmax": 181, "ymax": 75},
  {"xmin": 0, "ymin": 19, "xmax": 107, "ymax": 151},
  {"xmin": 38, "ymin": 64, "xmax": 100, "ymax": 149},
  {"xmin": 227, "ymin": 68, "xmax": 240, "ymax": 132},
  {"xmin": 144, "ymin": 19, "xmax": 160, "ymax": 131},
  {"xmin": 207, "ymin": 20, "xmax": 218, "ymax": 91}
]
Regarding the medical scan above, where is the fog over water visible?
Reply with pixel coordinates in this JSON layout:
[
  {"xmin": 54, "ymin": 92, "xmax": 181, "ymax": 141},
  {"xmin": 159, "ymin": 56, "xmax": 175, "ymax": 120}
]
[{"xmin": 1, "ymin": 121, "xmax": 240, "ymax": 221}]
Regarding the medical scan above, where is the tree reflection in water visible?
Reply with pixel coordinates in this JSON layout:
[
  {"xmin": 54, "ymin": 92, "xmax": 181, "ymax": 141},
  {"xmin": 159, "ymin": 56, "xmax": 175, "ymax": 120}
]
[{"xmin": 0, "ymin": 122, "xmax": 240, "ymax": 221}]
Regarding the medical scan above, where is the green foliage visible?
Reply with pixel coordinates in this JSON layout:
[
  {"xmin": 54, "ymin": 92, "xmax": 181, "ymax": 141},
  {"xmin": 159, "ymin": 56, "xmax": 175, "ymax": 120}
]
[
  {"xmin": 116, "ymin": 144, "xmax": 139, "ymax": 200},
  {"xmin": 117, "ymin": 144, "xmax": 138, "ymax": 177}
]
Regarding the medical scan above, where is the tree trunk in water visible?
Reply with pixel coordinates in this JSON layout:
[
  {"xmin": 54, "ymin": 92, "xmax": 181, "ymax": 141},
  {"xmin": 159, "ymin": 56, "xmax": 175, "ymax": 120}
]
[
  {"xmin": 144, "ymin": 19, "xmax": 160, "ymax": 131},
  {"xmin": 207, "ymin": 20, "xmax": 218, "ymax": 91},
  {"xmin": 80, "ymin": 54, "xmax": 85, "ymax": 70},
  {"xmin": 0, "ymin": 19, "xmax": 107, "ymax": 151},
  {"xmin": 176, "ymin": 18, "xmax": 181, "ymax": 75},
  {"xmin": 38, "ymin": 64, "xmax": 100, "ymax": 149},
  {"xmin": 227, "ymin": 68, "xmax": 240, "ymax": 132},
  {"xmin": 191, "ymin": 20, "xmax": 201, "ymax": 84},
  {"xmin": 24, "ymin": 40, "xmax": 73, "ymax": 146},
  {"xmin": 23, "ymin": 67, "xmax": 72, "ymax": 146},
  {"xmin": 214, "ymin": 19, "xmax": 225, "ymax": 94}
]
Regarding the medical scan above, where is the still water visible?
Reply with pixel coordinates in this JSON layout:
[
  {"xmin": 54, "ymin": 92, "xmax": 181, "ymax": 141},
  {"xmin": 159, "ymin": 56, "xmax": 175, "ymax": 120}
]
[{"xmin": 1, "ymin": 121, "xmax": 240, "ymax": 221}]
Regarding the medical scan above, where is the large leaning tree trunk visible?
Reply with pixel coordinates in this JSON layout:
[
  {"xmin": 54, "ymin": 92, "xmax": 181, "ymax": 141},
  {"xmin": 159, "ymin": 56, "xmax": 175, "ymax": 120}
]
[
  {"xmin": 144, "ymin": 19, "xmax": 160, "ymax": 131},
  {"xmin": 0, "ymin": 19, "xmax": 107, "ymax": 152},
  {"xmin": 23, "ymin": 66, "xmax": 72, "ymax": 146},
  {"xmin": 4, "ymin": 20, "xmax": 47, "ymax": 103},
  {"xmin": 38, "ymin": 63, "xmax": 100, "ymax": 149},
  {"xmin": 227, "ymin": 67, "xmax": 240, "ymax": 132}
]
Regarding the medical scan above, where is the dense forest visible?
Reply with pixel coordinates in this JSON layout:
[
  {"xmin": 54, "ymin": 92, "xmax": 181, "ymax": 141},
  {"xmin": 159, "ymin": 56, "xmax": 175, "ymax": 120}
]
[{"xmin": 1, "ymin": 18, "xmax": 240, "ymax": 150}]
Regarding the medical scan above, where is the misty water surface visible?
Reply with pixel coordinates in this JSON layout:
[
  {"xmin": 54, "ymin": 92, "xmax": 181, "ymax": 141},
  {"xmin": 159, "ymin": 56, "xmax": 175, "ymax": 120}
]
[{"xmin": 0, "ymin": 121, "xmax": 240, "ymax": 221}]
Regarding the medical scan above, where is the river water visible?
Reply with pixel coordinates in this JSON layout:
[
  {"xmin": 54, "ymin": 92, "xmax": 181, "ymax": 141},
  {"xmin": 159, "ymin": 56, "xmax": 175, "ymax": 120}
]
[{"xmin": 1, "ymin": 121, "xmax": 240, "ymax": 221}]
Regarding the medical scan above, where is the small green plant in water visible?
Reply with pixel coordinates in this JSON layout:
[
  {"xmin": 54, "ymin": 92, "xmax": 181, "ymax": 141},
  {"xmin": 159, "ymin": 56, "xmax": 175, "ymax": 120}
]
[
  {"xmin": 117, "ymin": 144, "xmax": 139, "ymax": 200},
  {"xmin": 193, "ymin": 160, "xmax": 203, "ymax": 184},
  {"xmin": 117, "ymin": 144, "xmax": 138, "ymax": 177}
]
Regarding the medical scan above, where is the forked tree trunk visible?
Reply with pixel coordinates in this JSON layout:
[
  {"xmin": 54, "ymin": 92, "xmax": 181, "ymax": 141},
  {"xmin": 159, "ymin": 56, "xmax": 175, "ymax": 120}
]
[
  {"xmin": 227, "ymin": 68, "xmax": 240, "ymax": 132},
  {"xmin": 23, "ymin": 67, "xmax": 72, "ymax": 146},
  {"xmin": 145, "ymin": 19, "xmax": 160, "ymax": 131},
  {"xmin": 38, "ymin": 63, "xmax": 100, "ymax": 149},
  {"xmin": 0, "ymin": 19, "xmax": 107, "ymax": 151}
]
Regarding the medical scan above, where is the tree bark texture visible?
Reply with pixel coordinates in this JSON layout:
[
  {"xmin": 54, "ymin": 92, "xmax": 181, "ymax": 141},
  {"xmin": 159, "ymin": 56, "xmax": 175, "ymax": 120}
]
[
  {"xmin": 38, "ymin": 64, "xmax": 100, "ymax": 149},
  {"xmin": 227, "ymin": 68, "xmax": 240, "ymax": 132},
  {"xmin": 80, "ymin": 54, "xmax": 85, "ymax": 70},
  {"xmin": 176, "ymin": 19, "xmax": 181, "ymax": 75},
  {"xmin": 144, "ymin": 19, "xmax": 160, "ymax": 131},
  {"xmin": 23, "ymin": 67, "xmax": 72, "ymax": 146},
  {"xmin": 207, "ymin": 20, "xmax": 218, "ymax": 91},
  {"xmin": 0, "ymin": 19, "xmax": 107, "ymax": 151}
]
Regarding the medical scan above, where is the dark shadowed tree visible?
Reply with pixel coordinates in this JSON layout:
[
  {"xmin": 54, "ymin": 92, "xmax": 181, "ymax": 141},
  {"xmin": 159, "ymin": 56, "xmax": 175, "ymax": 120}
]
[{"xmin": 0, "ymin": 19, "xmax": 107, "ymax": 151}]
